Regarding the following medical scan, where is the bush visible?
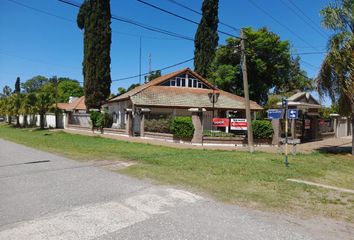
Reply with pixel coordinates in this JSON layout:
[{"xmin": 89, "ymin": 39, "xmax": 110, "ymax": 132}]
[
  {"xmin": 90, "ymin": 110, "xmax": 113, "ymax": 130},
  {"xmin": 170, "ymin": 116, "xmax": 194, "ymax": 139},
  {"xmin": 251, "ymin": 120, "xmax": 273, "ymax": 139},
  {"xmin": 145, "ymin": 118, "xmax": 171, "ymax": 133}
]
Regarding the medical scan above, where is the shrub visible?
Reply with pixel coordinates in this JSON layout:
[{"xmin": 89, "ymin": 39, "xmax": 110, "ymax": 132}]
[
  {"xmin": 90, "ymin": 110, "xmax": 113, "ymax": 130},
  {"xmin": 251, "ymin": 120, "xmax": 273, "ymax": 139},
  {"xmin": 170, "ymin": 116, "xmax": 194, "ymax": 139},
  {"xmin": 90, "ymin": 111, "xmax": 101, "ymax": 129},
  {"xmin": 145, "ymin": 118, "xmax": 171, "ymax": 133}
]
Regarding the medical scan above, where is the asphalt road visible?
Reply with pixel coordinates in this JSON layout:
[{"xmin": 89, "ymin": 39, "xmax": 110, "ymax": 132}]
[{"xmin": 0, "ymin": 139, "xmax": 352, "ymax": 240}]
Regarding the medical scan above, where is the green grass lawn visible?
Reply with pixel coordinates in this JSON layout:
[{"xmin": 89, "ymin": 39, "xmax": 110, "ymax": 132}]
[{"xmin": 0, "ymin": 124, "xmax": 353, "ymax": 223}]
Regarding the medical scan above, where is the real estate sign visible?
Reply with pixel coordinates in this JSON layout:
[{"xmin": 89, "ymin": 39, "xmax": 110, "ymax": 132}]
[
  {"xmin": 230, "ymin": 118, "xmax": 247, "ymax": 130},
  {"xmin": 212, "ymin": 118, "xmax": 229, "ymax": 127}
]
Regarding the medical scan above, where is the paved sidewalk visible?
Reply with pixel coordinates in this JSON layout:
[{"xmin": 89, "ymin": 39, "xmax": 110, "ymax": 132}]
[
  {"xmin": 1, "ymin": 139, "xmax": 353, "ymax": 239},
  {"xmin": 61, "ymin": 127, "xmax": 352, "ymax": 154}
]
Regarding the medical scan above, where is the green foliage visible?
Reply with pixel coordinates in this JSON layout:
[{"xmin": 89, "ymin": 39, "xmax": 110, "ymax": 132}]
[
  {"xmin": 203, "ymin": 130, "xmax": 235, "ymax": 137},
  {"xmin": 145, "ymin": 118, "xmax": 171, "ymax": 133},
  {"xmin": 127, "ymin": 83, "xmax": 140, "ymax": 91},
  {"xmin": 117, "ymin": 87, "xmax": 126, "ymax": 95},
  {"xmin": 210, "ymin": 28, "xmax": 312, "ymax": 104},
  {"xmin": 36, "ymin": 91, "xmax": 55, "ymax": 129},
  {"xmin": 170, "ymin": 116, "xmax": 194, "ymax": 139},
  {"xmin": 2, "ymin": 85, "xmax": 12, "ymax": 96},
  {"xmin": 77, "ymin": 0, "xmax": 112, "ymax": 110},
  {"xmin": 21, "ymin": 75, "xmax": 48, "ymax": 93},
  {"xmin": 319, "ymin": 105, "xmax": 339, "ymax": 118},
  {"xmin": 90, "ymin": 111, "xmax": 101, "ymax": 129},
  {"xmin": 57, "ymin": 80, "xmax": 83, "ymax": 102},
  {"xmin": 251, "ymin": 120, "xmax": 273, "ymax": 139},
  {"xmin": 14, "ymin": 77, "xmax": 21, "ymax": 93},
  {"xmin": 147, "ymin": 70, "xmax": 161, "ymax": 81},
  {"xmin": 90, "ymin": 110, "xmax": 113, "ymax": 130},
  {"xmin": 194, "ymin": 0, "xmax": 219, "ymax": 77}
]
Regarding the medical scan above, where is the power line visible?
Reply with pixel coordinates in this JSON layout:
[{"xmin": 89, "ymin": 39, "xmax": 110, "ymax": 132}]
[
  {"xmin": 279, "ymin": 0, "xmax": 329, "ymax": 40},
  {"xmin": 286, "ymin": 0, "xmax": 329, "ymax": 38},
  {"xmin": 167, "ymin": 0, "xmax": 240, "ymax": 32},
  {"xmin": 109, "ymin": 57, "xmax": 194, "ymax": 83},
  {"xmin": 291, "ymin": 51, "xmax": 326, "ymax": 55},
  {"xmin": 248, "ymin": 0, "xmax": 318, "ymax": 49},
  {"xmin": 137, "ymin": 0, "xmax": 241, "ymax": 39},
  {"xmin": 300, "ymin": 59, "xmax": 320, "ymax": 70},
  {"xmin": 58, "ymin": 0, "xmax": 194, "ymax": 41},
  {"xmin": 6, "ymin": 0, "xmax": 182, "ymax": 41}
]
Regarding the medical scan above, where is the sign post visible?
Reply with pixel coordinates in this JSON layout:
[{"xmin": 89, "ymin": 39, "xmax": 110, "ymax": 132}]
[{"xmin": 281, "ymin": 97, "xmax": 289, "ymax": 167}]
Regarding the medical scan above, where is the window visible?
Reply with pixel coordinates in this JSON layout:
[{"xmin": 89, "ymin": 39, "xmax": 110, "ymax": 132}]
[{"xmin": 170, "ymin": 79, "xmax": 176, "ymax": 86}]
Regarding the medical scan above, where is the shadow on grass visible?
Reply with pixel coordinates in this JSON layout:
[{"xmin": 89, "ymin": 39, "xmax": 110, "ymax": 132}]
[{"xmin": 317, "ymin": 145, "xmax": 353, "ymax": 155}]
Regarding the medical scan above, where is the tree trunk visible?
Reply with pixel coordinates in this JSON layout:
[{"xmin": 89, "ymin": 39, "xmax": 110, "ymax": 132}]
[
  {"xmin": 24, "ymin": 115, "xmax": 27, "ymax": 128},
  {"xmin": 352, "ymin": 115, "xmax": 354, "ymax": 156},
  {"xmin": 7, "ymin": 115, "xmax": 11, "ymax": 124},
  {"xmin": 16, "ymin": 116, "xmax": 20, "ymax": 127},
  {"xmin": 40, "ymin": 114, "xmax": 45, "ymax": 129}
]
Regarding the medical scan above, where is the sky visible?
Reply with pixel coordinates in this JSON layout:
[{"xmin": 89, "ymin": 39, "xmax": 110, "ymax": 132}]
[{"xmin": 0, "ymin": 0, "xmax": 333, "ymax": 104}]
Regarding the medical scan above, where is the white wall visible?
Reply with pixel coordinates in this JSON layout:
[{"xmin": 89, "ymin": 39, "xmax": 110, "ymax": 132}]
[
  {"xmin": 106, "ymin": 100, "xmax": 131, "ymax": 129},
  {"xmin": 17, "ymin": 113, "xmax": 64, "ymax": 128}
]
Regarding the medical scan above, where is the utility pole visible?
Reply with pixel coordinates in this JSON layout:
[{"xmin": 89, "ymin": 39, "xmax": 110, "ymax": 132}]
[
  {"xmin": 240, "ymin": 29, "xmax": 254, "ymax": 153},
  {"xmin": 139, "ymin": 36, "xmax": 142, "ymax": 85}
]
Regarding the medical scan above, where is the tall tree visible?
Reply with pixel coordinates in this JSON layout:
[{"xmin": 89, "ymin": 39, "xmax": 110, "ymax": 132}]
[
  {"xmin": 14, "ymin": 77, "xmax": 21, "ymax": 93},
  {"xmin": 3, "ymin": 85, "xmax": 12, "ymax": 96},
  {"xmin": 77, "ymin": 0, "xmax": 112, "ymax": 110},
  {"xmin": 194, "ymin": 0, "xmax": 219, "ymax": 78},
  {"xmin": 21, "ymin": 75, "xmax": 48, "ymax": 93},
  {"xmin": 209, "ymin": 27, "xmax": 312, "ymax": 104},
  {"xmin": 317, "ymin": 0, "xmax": 354, "ymax": 155},
  {"xmin": 57, "ymin": 79, "xmax": 83, "ymax": 102}
]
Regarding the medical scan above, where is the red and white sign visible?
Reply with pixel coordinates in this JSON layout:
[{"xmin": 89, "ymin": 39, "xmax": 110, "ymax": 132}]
[
  {"xmin": 304, "ymin": 119, "xmax": 311, "ymax": 129},
  {"xmin": 212, "ymin": 118, "xmax": 229, "ymax": 127},
  {"xmin": 231, "ymin": 118, "xmax": 247, "ymax": 130}
]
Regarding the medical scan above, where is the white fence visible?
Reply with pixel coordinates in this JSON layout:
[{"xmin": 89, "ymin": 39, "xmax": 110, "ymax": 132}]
[{"xmin": 17, "ymin": 113, "xmax": 65, "ymax": 128}]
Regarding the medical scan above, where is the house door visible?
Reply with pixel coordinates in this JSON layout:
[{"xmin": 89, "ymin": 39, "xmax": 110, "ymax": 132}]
[{"xmin": 133, "ymin": 113, "xmax": 141, "ymax": 136}]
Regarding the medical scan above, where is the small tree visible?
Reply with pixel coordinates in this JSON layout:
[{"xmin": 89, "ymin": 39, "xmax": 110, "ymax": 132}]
[
  {"xmin": 3, "ymin": 85, "xmax": 12, "ymax": 96},
  {"xmin": 21, "ymin": 93, "xmax": 37, "ymax": 127},
  {"xmin": 36, "ymin": 92, "xmax": 54, "ymax": 129}
]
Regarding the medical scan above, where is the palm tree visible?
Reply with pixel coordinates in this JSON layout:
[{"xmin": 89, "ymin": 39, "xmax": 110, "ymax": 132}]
[
  {"xmin": 36, "ymin": 92, "xmax": 54, "ymax": 129},
  {"xmin": 10, "ymin": 93, "xmax": 23, "ymax": 127},
  {"xmin": 318, "ymin": 0, "xmax": 354, "ymax": 155},
  {"xmin": 20, "ymin": 93, "xmax": 37, "ymax": 127}
]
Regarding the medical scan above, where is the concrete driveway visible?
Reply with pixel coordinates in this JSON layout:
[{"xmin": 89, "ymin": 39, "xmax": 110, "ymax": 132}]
[{"xmin": 0, "ymin": 139, "xmax": 352, "ymax": 240}]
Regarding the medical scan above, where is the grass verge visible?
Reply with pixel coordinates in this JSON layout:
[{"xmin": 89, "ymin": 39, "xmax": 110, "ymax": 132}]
[{"xmin": 0, "ymin": 124, "xmax": 353, "ymax": 223}]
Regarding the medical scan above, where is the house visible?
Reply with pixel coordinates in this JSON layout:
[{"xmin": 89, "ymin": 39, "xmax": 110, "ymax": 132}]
[
  {"xmin": 57, "ymin": 96, "xmax": 89, "ymax": 127},
  {"xmin": 57, "ymin": 96, "xmax": 86, "ymax": 113},
  {"xmin": 276, "ymin": 92, "xmax": 322, "ymax": 141},
  {"xmin": 105, "ymin": 68, "xmax": 262, "ymax": 134}
]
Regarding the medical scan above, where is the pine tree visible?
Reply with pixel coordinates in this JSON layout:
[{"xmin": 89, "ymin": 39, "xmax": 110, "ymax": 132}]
[
  {"xmin": 194, "ymin": 0, "xmax": 219, "ymax": 78},
  {"xmin": 77, "ymin": 0, "xmax": 112, "ymax": 110},
  {"xmin": 15, "ymin": 77, "xmax": 20, "ymax": 93}
]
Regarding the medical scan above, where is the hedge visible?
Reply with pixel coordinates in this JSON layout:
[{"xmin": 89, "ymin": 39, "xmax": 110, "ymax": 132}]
[
  {"xmin": 251, "ymin": 120, "xmax": 273, "ymax": 139},
  {"xmin": 145, "ymin": 118, "xmax": 171, "ymax": 133},
  {"xmin": 170, "ymin": 116, "xmax": 194, "ymax": 139}
]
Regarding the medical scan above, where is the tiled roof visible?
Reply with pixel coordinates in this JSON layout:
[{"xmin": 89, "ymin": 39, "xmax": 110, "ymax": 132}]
[
  {"xmin": 131, "ymin": 86, "xmax": 262, "ymax": 110},
  {"xmin": 57, "ymin": 96, "xmax": 86, "ymax": 111},
  {"xmin": 108, "ymin": 68, "xmax": 262, "ymax": 110}
]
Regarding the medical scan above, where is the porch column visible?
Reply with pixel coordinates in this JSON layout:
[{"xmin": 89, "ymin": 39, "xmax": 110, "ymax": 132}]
[
  {"xmin": 139, "ymin": 108, "xmax": 150, "ymax": 137},
  {"xmin": 291, "ymin": 119, "xmax": 296, "ymax": 139},
  {"xmin": 271, "ymin": 119, "xmax": 280, "ymax": 146},
  {"xmin": 125, "ymin": 108, "xmax": 133, "ymax": 137},
  {"xmin": 189, "ymin": 108, "xmax": 205, "ymax": 144}
]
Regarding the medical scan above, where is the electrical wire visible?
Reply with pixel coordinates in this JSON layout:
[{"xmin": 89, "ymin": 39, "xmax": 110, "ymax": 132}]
[
  {"xmin": 279, "ymin": 0, "xmax": 329, "ymax": 39},
  {"xmin": 167, "ymin": 0, "xmax": 240, "ymax": 32},
  {"xmin": 248, "ymin": 0, "xmax": 318, "ymax": 49},
  {"xmin": 137, "ymin": 0, "xmax": 241, "ymax": 39},
  {"xmin": 58, "ymin": 0, "xmax": 194, "ymax": 41}
]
